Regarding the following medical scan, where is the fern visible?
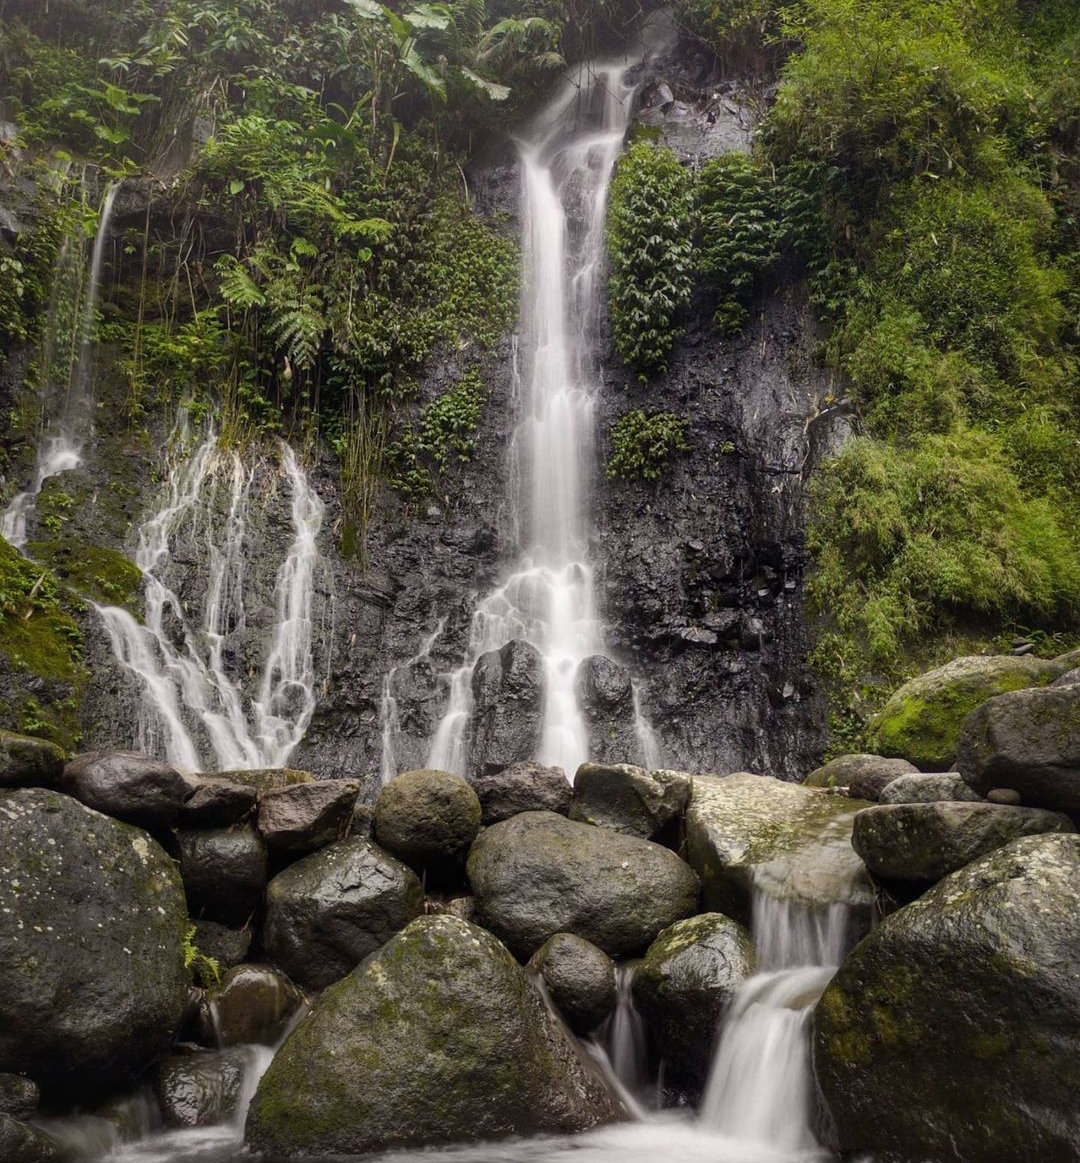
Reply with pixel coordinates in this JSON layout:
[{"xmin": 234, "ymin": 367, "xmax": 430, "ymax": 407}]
[
  {"xmin": 216, "ymin": 254, "xmax": 266, "ymax": 310},
  {"xmin": 265, "ymin": 281, "xmax": 325, "ymax": 371}
]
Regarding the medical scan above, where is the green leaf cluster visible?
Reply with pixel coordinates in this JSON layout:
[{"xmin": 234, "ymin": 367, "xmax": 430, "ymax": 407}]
[{"xmin": 606, "ymin": 409, "xmax": 689, "ymax": 481}]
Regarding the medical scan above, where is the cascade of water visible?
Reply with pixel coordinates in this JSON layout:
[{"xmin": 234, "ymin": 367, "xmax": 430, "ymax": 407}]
[
  {"xmin": 599, "ymin": 965, "xmax": 652, "ymax": 1105},
  {"xmin": 1, "ymin": 182, "xmax": 119, "ymax": 549},
  {"xmin": 380, "ymin": 617, "xmax": 448, "ymax": 784},
  {"xmin": 425, "ymin": 60, "xmax": 660, "ymax": 781},
  {"xmin": 97, "ymin": 432, "xmax": 329, "ymax": 773}
]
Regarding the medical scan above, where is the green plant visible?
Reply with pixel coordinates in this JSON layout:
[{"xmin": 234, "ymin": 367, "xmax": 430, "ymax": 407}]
[
  {"xmin": 182, "ymin": 922, "xmax": 221, "ymax": 988},
  {"xmin": 607, "ymin": 141, "xmax": 693, "ymax": 377},
  {"xmin": 607, "ymin": 409, "xmax": 689, "ymax": 481}
]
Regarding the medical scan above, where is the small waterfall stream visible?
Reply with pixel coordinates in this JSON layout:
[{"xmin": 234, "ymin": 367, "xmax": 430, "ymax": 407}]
[{"xmin": 2, "ymin": 181, "xmax": 119, "ymax": 548}]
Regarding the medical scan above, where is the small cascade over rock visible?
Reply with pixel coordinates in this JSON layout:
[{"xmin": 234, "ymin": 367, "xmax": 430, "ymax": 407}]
[
  {"xmin": 2, "ymin": 181, "xmax": 119, "ymax": 548},
  {"xmin": 96, "ymin": 429, "xmax": 332, "ymax": 772}
]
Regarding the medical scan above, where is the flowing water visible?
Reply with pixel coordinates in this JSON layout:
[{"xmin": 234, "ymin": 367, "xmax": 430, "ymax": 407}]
[
  {"xmin": 1, "ymin": 181, "xmax": 119, "ymax": 548},
  {"xmin": 96, "ymin": 430, "xmax": 330, "ymax": 773},
  {"xmin": 422, "ymin": 57, "xmax": 659, "ymax": 782}
]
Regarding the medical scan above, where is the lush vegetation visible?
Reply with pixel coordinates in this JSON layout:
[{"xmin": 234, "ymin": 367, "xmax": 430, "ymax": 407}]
[{"xmin": 607, "ymin": 409, "xmax": 689, "ymax": 481}]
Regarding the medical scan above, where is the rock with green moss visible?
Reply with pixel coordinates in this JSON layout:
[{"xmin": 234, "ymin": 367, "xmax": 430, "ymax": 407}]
[
  {"xmin": 211, "ymin": 768, "xmax": 313, "ymax": 792},
  {"xmin": 802, "ymin": 753, "xmax": 916, "ymax": 799},
  {"xmin": 467, "ymin": 811, "xmax": 700, "ymax": 958},
  {"xmin": 0, "ymin": 1114, "xmax": 72, "ymax": 1163},
  {"xmin": 569, "ymin": 763, "xmax": 691, "ymax": 838},
  {"xmin": 813, "ymin": 833, "xmax": 1080, "ymax": 1163},
  {"xmin": 527, "ymin": 933, "xmax": 616, "ymax": 1033},
  {"xmin": 0, "ymin": 789, "xmax": 189, "ymax": 1098},
  {"xmin": 685, "ymin": 773, "xmax": 873, "ymax": 927},
  {"xmin": 632, "ymin": 913, "xmax": 753, "ymax": 1088},
  {"xmin": 245, "ymin": 916, "xmax": 623, "ymax": 1157},
  {"xmin": 957, "ymin": 685, "xmax": 1080, "ymax": 815},
  {"xmin": 852, "ymin": 802, "xmax": 1074, "ymax": 884},
  {"xmin": 866, "ymin": 655, "xmax": 1057, "ymax": 771},
  {"xmin": 0, "ymin": 730, "xmax": 64, "ymax": 788},
  {"xmin": 375, "ymin": 769, "xmax": 482, "ymax": 882},
  {"xmin": 264, "ymin": 837, "xmax": 424, "ymax": 990}
]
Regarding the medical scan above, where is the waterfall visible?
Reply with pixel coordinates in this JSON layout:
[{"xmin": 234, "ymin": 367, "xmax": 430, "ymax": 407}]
[
  {"xmin": 598, "ymin": 965, "xmax": 652, "ymax": 1109},
  {"xmin": 424, "ymin": 59, "xmax": 659, "ymax": 782},
  {"xmin": 97, "ymin": 431, "xmax": 329, "ymax": 773},
  {"xmin": 380, "ymin": 618, "xmax": 447, "ymax": 784},
  {"xmin": 1, "ymin": 182, "xmax": 119, "ymax": 549}
]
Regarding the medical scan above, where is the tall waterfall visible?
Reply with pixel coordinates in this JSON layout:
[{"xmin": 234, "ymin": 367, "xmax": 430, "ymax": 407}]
[
  {"xmin": 1, "ymin": 181, "xmax": 119, "ymax": 549},
  {"xmin": 422, "ymin": 61, "xmax": 653, "ymax": 782},
  {"xmin": 96, "ymin": 431, "xmax": 330, "ymax": 773}
]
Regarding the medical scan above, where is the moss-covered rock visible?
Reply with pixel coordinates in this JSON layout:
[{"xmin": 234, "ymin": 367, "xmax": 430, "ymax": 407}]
[
  {"xmin": 685, "ymin": 773, "xmax": 873, "ymax": 926},
  {"xmin": 632, "ymin": 913, "xmax": 753, "ymax": 1090},
  {"xmin": 0, "ymin": 730, "xmax": 64, "ymax": 788},
  {"xmin": 467, "ymin": 810, "xmax": 700, "ymax": 958},
  {"xmin": 813, "ymin": 833, "xmax": 1080, "ymax": 1163},
  {"xmin": 245, "ymin": 916, "xmax": 623, "ymax": 1157},
  {"xmin": 866, "ymin": 654, "xmax": 1057, "ymax": 771},
  {"xmin": 0, "ymin": 788, "xmax": 189, "ymax": 1098},
  {"xmin": 375, "ymin": 768, "xmax": 482, "ymax": 882},
  {"xmin": 25, "ymin": 538, "xmax": 141, "ymax": 613},
  {"xmin": 211, "ymin": 767, "xmax": 313, "ymax": 792},
  {"xmin": 803, "ymin": 753, "xmax": 916, "ymax": 799}
]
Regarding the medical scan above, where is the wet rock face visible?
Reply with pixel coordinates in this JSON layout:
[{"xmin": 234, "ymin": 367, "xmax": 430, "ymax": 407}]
[
  {"xmin": 0, "ymin": 789, "xmax": 189, "ymax": 1098},
  {"xmin": 528, "ymin": 933, "xmax": 617, "ymax": 1034},
  {"xmin": 469, "ymin": 762, "xmax": 571, "ymax": 824},
  {"xmin": 203, "ymin": 964, "xmax": 305, "ymax": 1048},
  {"xmin": 177, "ymin": 825, "xmax": 268, "ymax": 926},
  {"xmin": 467, "ymin": 639, "xmax": 545, "ymax": 777},
  {"xmin": 569, "ymin": 763, "xmax": 691, "ymax": 839},
  {"xmin": 154, "ymin": 1048, "xmax": 251, "ymax": 1128},
  {"xmin": 576, "ymin": 656, "xmax": 640, "ymax": 765},
  {"xmin": 64, "ymin": 751, "xmax": 194, "ymax": 833}
]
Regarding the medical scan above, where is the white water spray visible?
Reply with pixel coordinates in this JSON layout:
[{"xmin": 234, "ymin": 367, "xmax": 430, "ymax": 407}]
[{"xmin": 97, "ymin": 432, "xmax": 329, "ymax": 773}]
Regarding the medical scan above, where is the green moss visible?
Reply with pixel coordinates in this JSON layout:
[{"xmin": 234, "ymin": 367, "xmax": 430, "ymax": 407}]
[{"xmin": 27, "ymin": 538, "xmax": 142, "ymax": 612}]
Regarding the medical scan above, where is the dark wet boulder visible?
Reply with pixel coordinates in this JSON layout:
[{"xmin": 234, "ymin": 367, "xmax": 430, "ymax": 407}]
[
  {"xmin": 569, "ymin": 763, "xmax": 692, "ymax": 839},
  {"xmin": 0, "ymin": 789, "xmax": 189, "ymax": 1098},
  {"xmin": 245, "ymin": 916, "xmax": 622, "ymax": 1157},
  {"xmin": 467, "ymin": 811, "xmax": 699, "ymax": 958},
  {"xmin": 866, "ymin": 655, "xmax": 1056, "ymax": 771},
  {"xmin": 154, "ymin": 1048, "xmax": 252, "ymax": 1128},
  {"xmin": 257, "ymin": 779, "xmax": 359, "ymax": 855},
  {"xmin": 190, "ymin": 920, "xmax": 252, "ymax": 970},
  {"xmin": 957, "ymin": 685, "xmax": 1080, "ymax": 815},
  {"xmin": 466, "ymin": 639, "xmax": 544, "ymax": 776},
  {"xmin": 685, "ymin": 773, "xmax": 873, "ymax": 927},
  {"xmin": 0, "ymin": 1074, "xmax": 37, "ymax": 1119},
  {"xmin": 63, "ymin": 750, "xmax": 194, "ymax": 831},
  {"xmin": 632, "ymin": 913, "xmax": 754, "ymax": 1089},
  {"xmin": 0, "ymin": 731, "xmax": 63, "ymax": 789},
  {"xmin": 0, "ymin": 1114, "xmax": 72, "ymax": 1163},
  {"xmin": 814, "ymin": 833, "xmax": 1080, "ymax": 1163},
  {"xmin": 528, "ymin": 933, "xmax": 617, "ymax": 1033},
  {"xmin": 374, "ymin": 769, "xmax": 482, "ymax": 881},
  {"xmin": 202, "ymin": 964, "xmax": 305, "ymax": 1047},
  {"xmin": 803, "ymin": 753, "xmax": 916, "ymax": 798},
  {"xmin": 469, "ymin": 761, "xmax": 571, "ymax": 823},
  {"xmin": 878, "ymin": 772, "xmax": 983, "ymax": 804},
  {"xmin": 177, "ymin": 825, "xmax": 268, "ymax": 925},
  {"xmin": 264, "ymin": 837, "xmax": 424, "ymax": 991},
  {"xmin": 575, "ymin": 656, "xmax": 640, "ymax": 766},
  {"xmin": 852, "ymin": 802, "xmax": 1074, "ymax": 884},
  {"xmin": 179, "ymin": 776, "xmax": 256, "ymax": 827}
]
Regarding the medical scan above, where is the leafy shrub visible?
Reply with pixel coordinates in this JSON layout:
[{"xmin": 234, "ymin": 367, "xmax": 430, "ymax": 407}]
[
  {"xmin": 607, "ymin": 142, "xmax": 693, "ymax": 377},
  {"xmin": 607, "ymin": 410, "xmax": 689, "ymax": 481}
]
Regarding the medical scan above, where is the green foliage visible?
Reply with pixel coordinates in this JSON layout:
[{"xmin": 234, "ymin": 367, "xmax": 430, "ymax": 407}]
[
  {"xmin": 182, "ymin": 922, "xmax": 222, "ymax": 988},
  {"xmin": 26, "ymin": 540, "xmax": 143, "ymax": 612},
  {"xmin": 606, "ymin": 410, "xmax": 689, "ymax": 482},
  {"xmin": 607, "ymin": 142, "xmax": 694, "ymax": 377}
]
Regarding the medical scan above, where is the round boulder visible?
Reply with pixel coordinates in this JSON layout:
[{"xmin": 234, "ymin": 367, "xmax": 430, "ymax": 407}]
[
  {"xmin": 203, "ymin": 964, "xmax": 305, "ymax": 1047},
  {"xmin": 0, "ymin": 1114, "xmax": 71, "ymax": 1163},
  {"xmin": 467, "ymin": 810, "xmax": 700, "ymax": 959},
  {"xmin": 632, "ymin": 913, "xmax": 754, "ymax": 1087},
  {"xmin": 878, "ymin": 772, "xmax": 983, "ymax": 804},
  {"xmin": 814, "ymin": 833, "xmax": 1080, "ymax": 1162},
  {"xmin": 63, "ymin": 750, "xmax": 194, "ymax": 831},
  {"xmin": 264, "ymin": 837, "xmax": 424, "ymax": 991},
  {"xmin": 528, "ymin": 933, "xmax": 617, "ymax": 1033},
  {"xmin": 374, "ymin": 769, "xmax": 482, "ymax": 880},
  {"xmin": 803, "ymin": 753, "xmax": 916, "ymax": 798},
  {"xmin": 154, "ymin": 1047, "xmax": 252, "ymax": 1128},
  {"xmin": 245, "ymin": 916, "xmax": 622, "ymax": 1157},
  {"xmin": 469, "ymin": 762, "xmax": 571, "ymax": 824},
  {"xmin": 0, "ymin": 731, "xmax": 64, "ymax": 789},
  {"xmin": 0, "ymin": 789, "xmax": 189, "ymax": 1097}
]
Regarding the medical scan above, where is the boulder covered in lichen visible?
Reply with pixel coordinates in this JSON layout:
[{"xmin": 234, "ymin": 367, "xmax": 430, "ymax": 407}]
[
  {"xmin": 814, "ymin": 833, "xmax": 1080, "ymax": 1163},
  {"xmin": 245, "ymin": 916, "xmax": 623, "ymax": 1157}
]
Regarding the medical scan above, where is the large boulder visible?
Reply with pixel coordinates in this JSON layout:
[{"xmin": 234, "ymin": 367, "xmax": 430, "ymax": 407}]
[
  {"xmin": 179, "ymin": 775, "xmax": 256, "ymax": 827},
  {"xmin": 177, "ymin": 825, "xmax": 268, "ymax": 925},
  {"xmin": 527, "ymin": 934, "xmax": 617, "ymax": 1034},
  {"xmin": 803, "ymin": 754, "xmax": 916, "ymax": 799},
  {"xmin": 878, "ymin": 772, "xmax": 983, "ymax": 805},
  {"xmin": 632, "ymin": 913, "xmax": 754, "ymax": 1088},
  {"xmin": 0, "ymin": 789, "xmax": 189, "ymax": 1097},
  {"xmin": 466, "ymin": 639, "xmax": 544, "ymax": 776},
  {"xmin": 0, "ymin": 731, "xmax": 63, "ymax": 789},
  {"xmin": 569, "ymin": 763, "xmax": 691, "ymax": 839},
  {"xmin": 866, "ymin": 655, "xmax": 1056, "ymax": 771},
  {"xmin": 374, "ymin": 769, "xmax": 481, "ymax": 880},
  {"xmin": 204, "ymin": 964, "xmax": 305, "ymax": 1048},
  {"xmin": 257, "ymin": 779, "xmax": 359, "ymax": 855},
  {"xmin": 469, "ymin": 762, "xmax": 571, "ymax": 824},
  {"xmin": 0, "ymin": 1115, "xmax": 71, "ymax": 1163},
  {"xmin": 814, "ymin": 833, "xmax": 1080, "ymax": 1163},
  {"xmin": 63, "ymin": 750, "xmax": 194, "ymax": 831},
  {"xmin": 685, "ymin": 773, "xmax": 873, "ymax": 926},
  {"xmin": 245, "ymin": 916, "xmax": 623, "ymax": 1157},
  {"xmin": 852, "ymin": 802, "xmax": 1074, "ymax": 884},
  {"xmin": 957, "ymin": 685, "xmax": 1080, "ymax": 815},
  {"xmin": 154, "ymin": 1048, "xmax": 252, "ymax": 1128},
  {"xmin": 467, "ymin": 811, "xmax": 699, "ymax": 958},
  {"xmin": 263, "ymin": 837, "xmax": 424, "ymax": 991},
  {"xmin": 0, "ymin": 1075, "xmax": 38, "ymax": 1119}
]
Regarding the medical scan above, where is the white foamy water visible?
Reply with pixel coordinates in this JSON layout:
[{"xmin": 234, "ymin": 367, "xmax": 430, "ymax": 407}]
[{"xmin": 96, "ymin": 431, "xmax": 329, "ymax": 773}]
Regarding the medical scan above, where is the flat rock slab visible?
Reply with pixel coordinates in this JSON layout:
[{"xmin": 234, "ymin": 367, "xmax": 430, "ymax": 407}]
[
  {"xmin": 685, "ymin": 773, "xmax": 873, "ymax": 926},
  {"xmin": 467, "ymin": 811, "xmax": 700, "ymax": 959},
  {"xmin": 853, "ymin": 802, "xmax": 1075, "ymax": 884}
]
